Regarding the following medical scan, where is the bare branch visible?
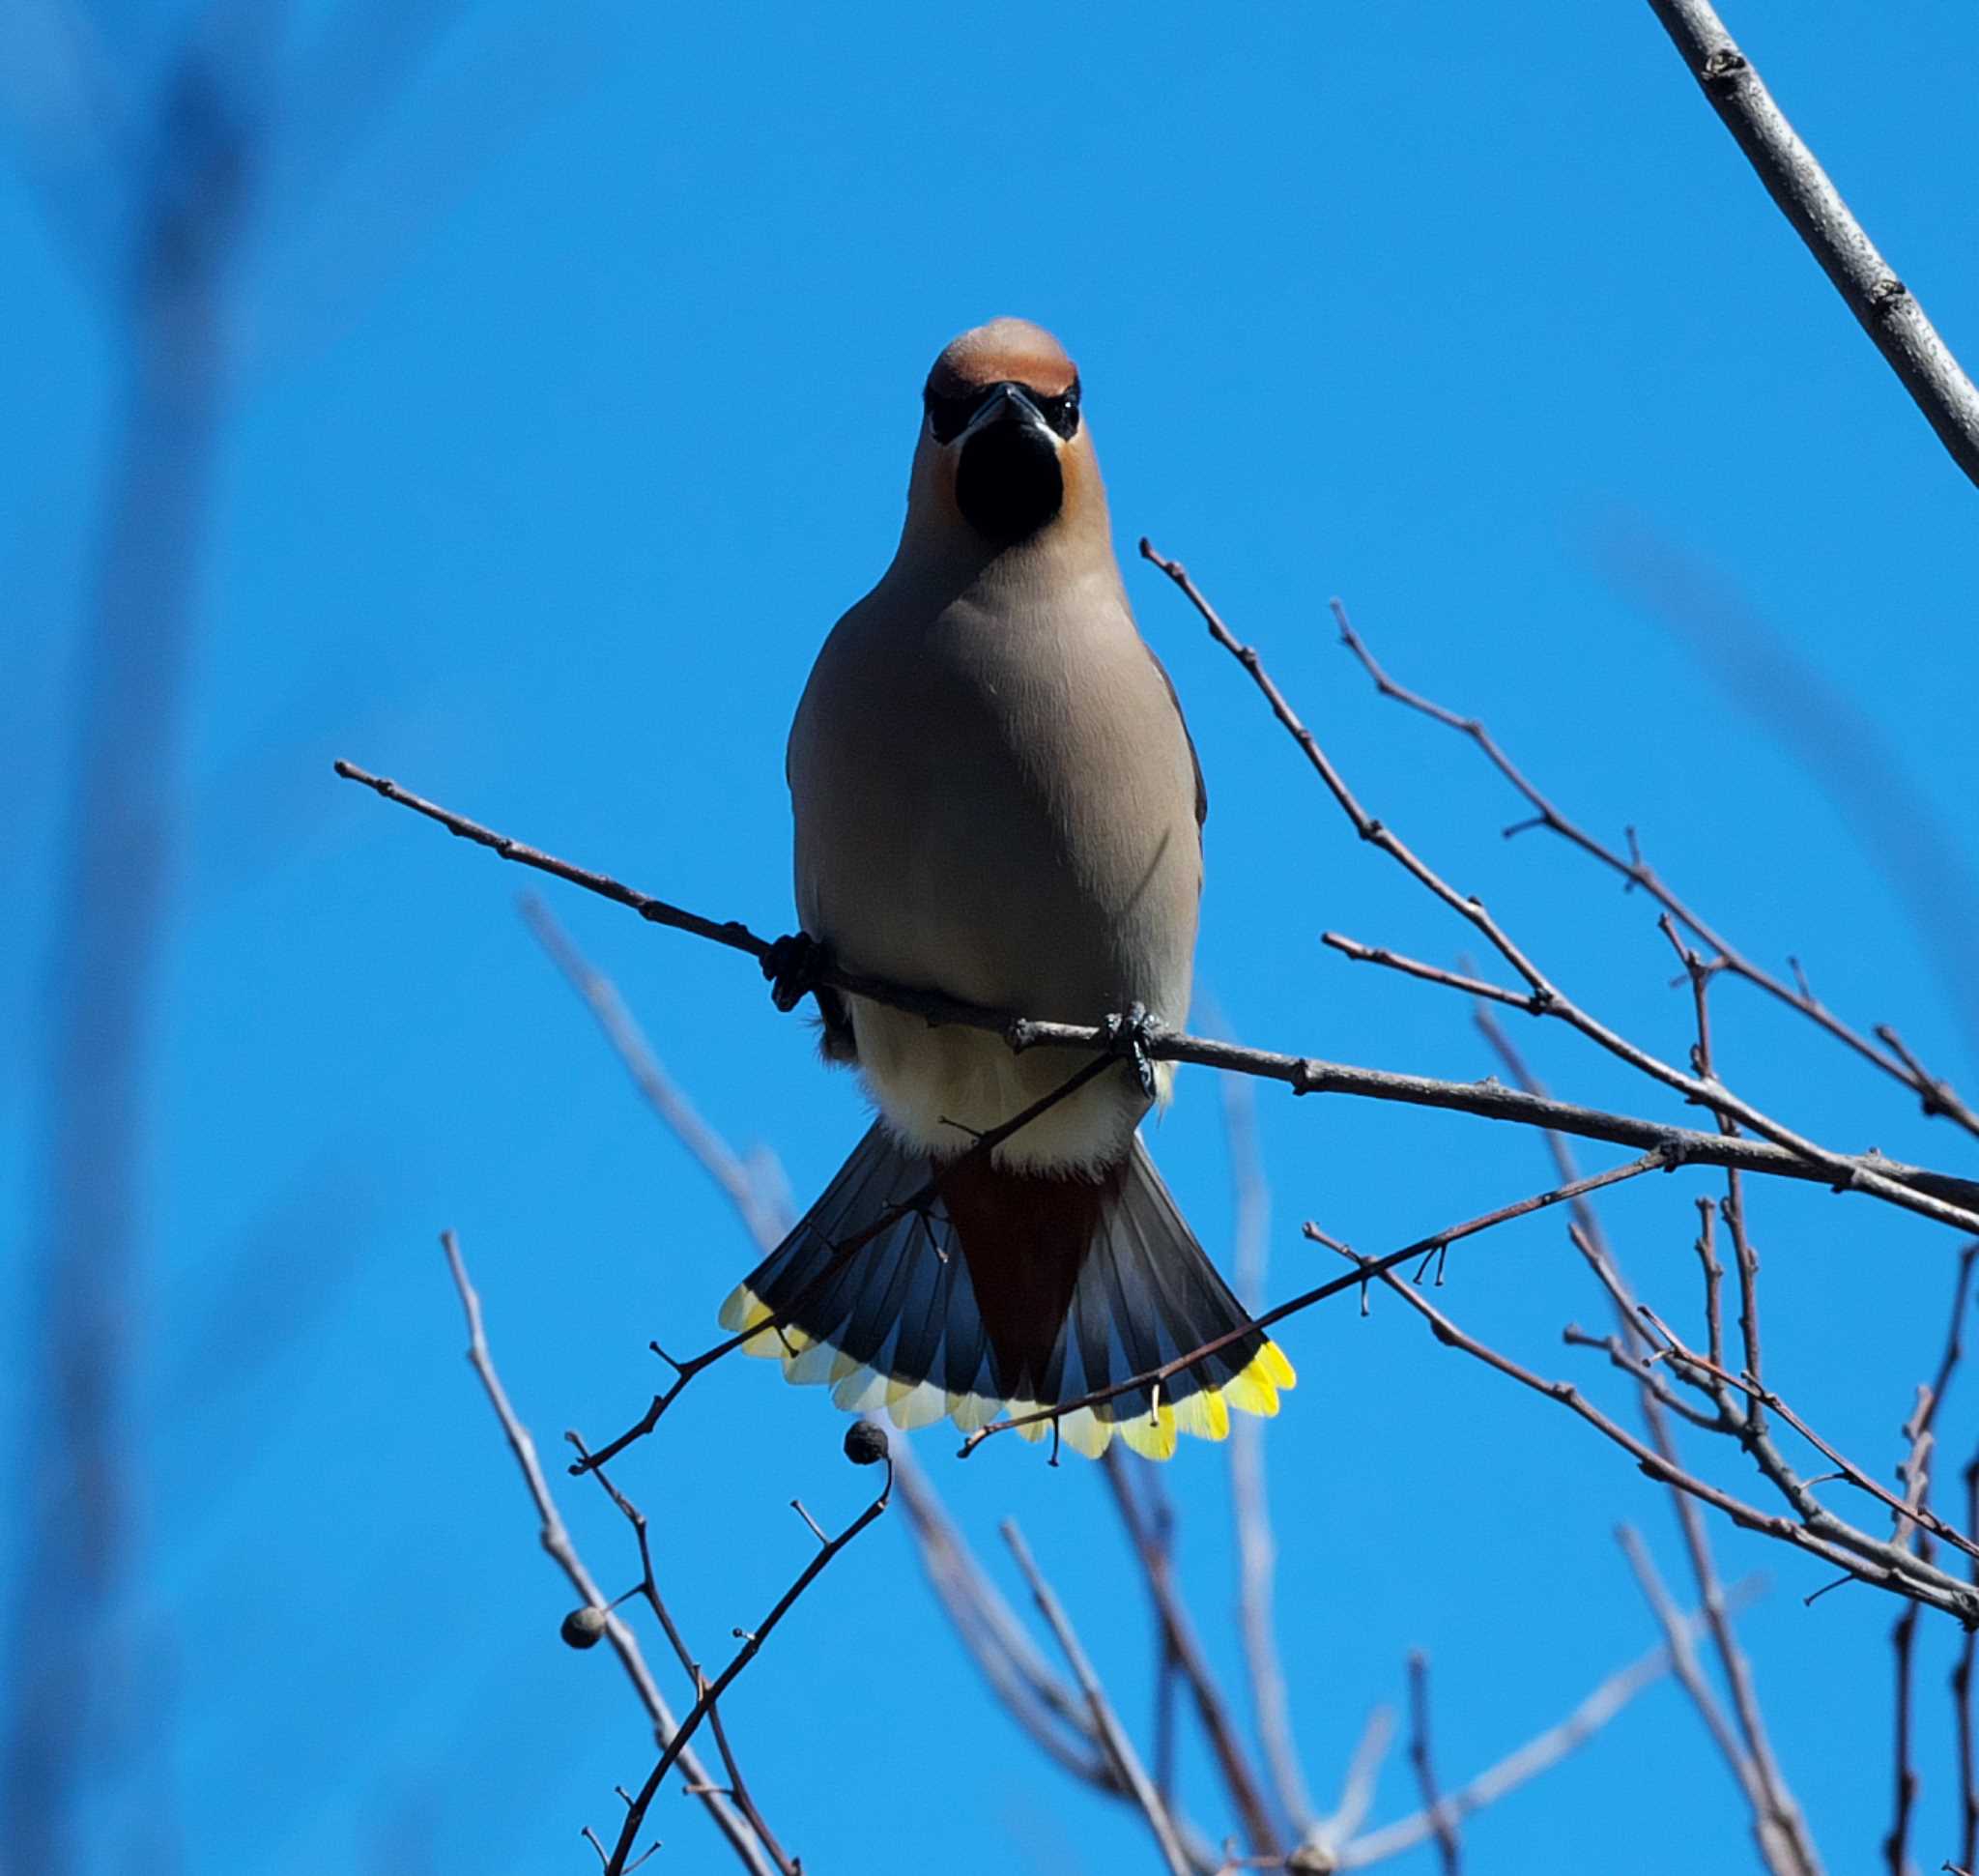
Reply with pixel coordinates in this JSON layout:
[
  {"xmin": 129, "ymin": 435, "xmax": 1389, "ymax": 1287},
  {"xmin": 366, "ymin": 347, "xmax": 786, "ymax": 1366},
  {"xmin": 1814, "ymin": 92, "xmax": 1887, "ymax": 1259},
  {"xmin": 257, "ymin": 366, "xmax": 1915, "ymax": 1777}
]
[
  {"xmin": 1631, "ymin": 1321, "xmax": 1979, "ymax": 1573},
  {"xmin": 972, "ymin": 1151, "xmax": 1671, "ymax": 1453},
  {"xmin": 1616, "ymin": 1528, "xmax": 1789, "ymax": 1868},
  {"xmin": 1405, "ymin": 1653, "xmax": 1459, "ymax": 1875},
  {"xmin": 576, "ymin": 1049, "xmax": 1123, "ymax": 1473},
  {"xmin": 519, "ymin": 917, "xmax": 1146, "ymax": 1826},
  {"xmin": 522, "ymin": 893, "xmax": 792, "ymax": 1250},
  {"xmin": 1219, "ymin": 1064, "xmax": 1314, "ymax": 1834},
  {"xmin": 1103, "ymin": 1452, "xmax": 1280, "ymax": 1858},
  {"xmin": 1334, "ymin": 600, "xmax": 1979, "ymax": 1140},
  {"xmin": 1002, "ymin": 1520, "xmax": 1191, "ymax": 1876},
  {"xmin": 566, "ymin": 1435, "xmax": 799, "ymax": 1876},
  {"xmin": 1645, "ymin": 0, "xmax": 1979, "ymax": 491},
  {"xmin": 1336, "ymin": 1573, "xmax": 1761, "ymax": 1868},
  {"xmin": 1330, "ymin": 1244, "xmax": 1979, "ymax": 1627},
  {"xmin": 436, "ymin": 1232, "xmax": 773, "ymax": 1875},
  {"xmin": 1888, "ymin": 1393, "xmax": 1934, "ymax": 1876},
  {"xmin": 1138, "ymin": 547, "xmax": 1979, "ymax": 1236},
  {"xmin": 1309, "ymin": 1706, "xmax": 1395, "ymax": 1857},
  {"xmin": 331, "ymin": 759, "xmax": 1979, "ymax": 1231},
  {"xmin": 1323, "ymin": 935, "xmax": 1536, "ymax": 1014},
  {"xmin": 888, "ymin": 1457, "xmax": 1107, "ymax": 1783},
  {"xmin": 600, "ymin": 1458, "xmax": 892, "ymax": 1876},
  {"xmin": 1473, "ymin": 1004, "xmax": 1817, "ymax": 1867},
  {"xmin": 1958, "ymin": 1456, "xmax": 1979, "ymax": 1874}
]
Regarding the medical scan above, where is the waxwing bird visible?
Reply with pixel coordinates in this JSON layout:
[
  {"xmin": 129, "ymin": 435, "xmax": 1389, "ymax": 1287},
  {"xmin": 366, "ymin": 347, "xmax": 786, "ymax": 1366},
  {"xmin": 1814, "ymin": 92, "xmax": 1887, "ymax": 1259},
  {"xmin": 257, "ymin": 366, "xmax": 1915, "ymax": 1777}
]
[{"xmin": 721, "ymin": 317, "xmax": 1294, "ymax": 1459}]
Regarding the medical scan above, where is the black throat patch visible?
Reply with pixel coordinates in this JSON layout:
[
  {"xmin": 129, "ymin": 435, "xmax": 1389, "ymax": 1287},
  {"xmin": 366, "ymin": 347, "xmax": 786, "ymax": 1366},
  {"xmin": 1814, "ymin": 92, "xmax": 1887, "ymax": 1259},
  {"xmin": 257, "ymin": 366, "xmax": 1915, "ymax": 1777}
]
[{"xmin": 955, "ymin": 418, "xmax": 1065, "ymax": 543}]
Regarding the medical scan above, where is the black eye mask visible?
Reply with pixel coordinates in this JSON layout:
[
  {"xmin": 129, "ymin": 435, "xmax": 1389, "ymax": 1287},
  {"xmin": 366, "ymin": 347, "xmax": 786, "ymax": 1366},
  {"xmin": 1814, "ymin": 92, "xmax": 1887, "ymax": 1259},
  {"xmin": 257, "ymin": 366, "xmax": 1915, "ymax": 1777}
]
[{"xmin": 924, "ymin": 377, "xmax": 1082, "ymax": 445}]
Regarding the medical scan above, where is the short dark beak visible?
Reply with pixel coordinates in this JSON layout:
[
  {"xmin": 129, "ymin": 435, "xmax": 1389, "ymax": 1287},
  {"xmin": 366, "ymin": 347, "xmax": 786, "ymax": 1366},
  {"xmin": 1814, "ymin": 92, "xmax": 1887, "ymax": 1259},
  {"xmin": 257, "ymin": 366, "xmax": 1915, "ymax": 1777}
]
[{"xmin": 957, "ymin": 381, "xmax": 1052, "ymax": 447}]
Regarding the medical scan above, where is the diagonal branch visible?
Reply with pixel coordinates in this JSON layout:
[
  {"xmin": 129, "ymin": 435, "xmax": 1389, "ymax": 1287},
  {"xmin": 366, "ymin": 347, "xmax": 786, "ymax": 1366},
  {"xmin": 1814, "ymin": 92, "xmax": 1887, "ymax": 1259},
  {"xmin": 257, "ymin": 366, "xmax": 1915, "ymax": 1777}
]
[
  {"xmin": 1102, "ymin": 1452, "xmax": 1280, "ymax": 1858},
  {"xmin": 332, "ymin": 760, "xmax": 1979, "ymax": 1232},
  {"xmin": 519, "ymin": 912, "xmax": 1211, "ymax": 1841},
  {"xmin": 1003, "ymin": 1519, "xmax": 1191, "ymax": 1876},
  {"xmin": 600, "ymin": 1455, "xmax": 892, "ymax": 1876},
  {"xmin": 1616, "ymin": 1525, "xmax": 1793, "ymax": 1870},
  {"xmin": 1644, "ymin": 0, "xmax": 1979, "ymax": 491},
  {"xmin": 969, "ymin": 1152, "xmax": 1673, "ymax": 1453},
  {"xmin": 1331, "ymin": 602, "xmax": 1979, "ymax": 1140},
  {"xmin": 567, "ymin": 1436, "xmax": 799, "ymax": 1876},
  {"xmin": 521, "ymin": 893, "xmax": 792, "ymax": 1250},
  {"xmin": 1133, "ymin": 552, "xmax": 1979, "ymax": 1236},
  {"xmin": 1472, "ymin": 1008, "xmax": 1816, "ymax": 1873},
  {"xmin": 570, "ymin": 1048, "xmax": 1122, "ymax": 1474},
  {"xmin": 1335, "ymin": 1573, "xmax": 1762, "ymax": 1867},
  {"xmin": 1329, "ymin": 1243, "xmax": 1979, "ymax": 1627},
  {"xmin": 1218, "ymin": 1065, "xmax": 1314, "ymax": 1835},
  {"xmin": 1405, "ymin": 1652, "xmax": 1459, "ymax": 1875},
  {"xmin": 436, "ymin": 1231, "xmax": 773, "ymax": 1875}
]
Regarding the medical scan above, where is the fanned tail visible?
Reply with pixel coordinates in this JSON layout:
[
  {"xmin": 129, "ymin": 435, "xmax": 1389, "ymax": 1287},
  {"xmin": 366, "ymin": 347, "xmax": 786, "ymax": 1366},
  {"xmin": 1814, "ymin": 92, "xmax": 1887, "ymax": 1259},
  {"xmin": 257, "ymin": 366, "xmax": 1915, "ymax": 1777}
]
[{"xmin": 718, "ymin": 1122, "xmax": 1294, "ymax": 1459}]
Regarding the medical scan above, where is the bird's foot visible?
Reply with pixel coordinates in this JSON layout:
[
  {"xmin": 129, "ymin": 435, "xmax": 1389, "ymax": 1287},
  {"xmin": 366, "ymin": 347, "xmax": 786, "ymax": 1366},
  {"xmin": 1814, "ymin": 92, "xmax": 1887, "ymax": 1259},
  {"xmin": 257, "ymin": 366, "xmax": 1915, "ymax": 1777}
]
[
  {"xmin": 762, "ymin": 931, "xmax": 832, "ymax": 1014},
  {"xmin": 1104, "ymin": 1001, "xmax": 1166, "ymax": 1101}
]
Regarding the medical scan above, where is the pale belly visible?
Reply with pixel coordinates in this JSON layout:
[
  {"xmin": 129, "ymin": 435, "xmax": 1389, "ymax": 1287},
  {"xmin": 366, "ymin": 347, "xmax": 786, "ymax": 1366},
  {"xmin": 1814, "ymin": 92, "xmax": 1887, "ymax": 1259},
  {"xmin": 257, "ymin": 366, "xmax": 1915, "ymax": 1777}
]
[{"xmin": 789, "ymin": 584, "xmax": 1200, "ymax": 1171}]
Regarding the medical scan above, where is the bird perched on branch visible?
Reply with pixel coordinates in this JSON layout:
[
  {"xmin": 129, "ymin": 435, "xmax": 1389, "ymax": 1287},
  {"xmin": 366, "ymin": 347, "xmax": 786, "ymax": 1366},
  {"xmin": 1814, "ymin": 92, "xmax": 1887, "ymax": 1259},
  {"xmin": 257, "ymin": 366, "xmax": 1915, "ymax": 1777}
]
[{"xmin": 721, "ymin": 317, "xmax": 1293, "ymax": 1458}]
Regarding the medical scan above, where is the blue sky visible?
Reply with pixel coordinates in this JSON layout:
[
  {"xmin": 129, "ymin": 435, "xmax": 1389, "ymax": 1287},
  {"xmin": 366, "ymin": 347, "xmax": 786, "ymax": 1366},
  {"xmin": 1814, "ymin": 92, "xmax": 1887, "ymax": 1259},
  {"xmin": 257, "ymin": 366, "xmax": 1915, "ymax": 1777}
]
[{"xmin": 6, "ymin": 1, "xmax": 1979, "ymax": 1868}]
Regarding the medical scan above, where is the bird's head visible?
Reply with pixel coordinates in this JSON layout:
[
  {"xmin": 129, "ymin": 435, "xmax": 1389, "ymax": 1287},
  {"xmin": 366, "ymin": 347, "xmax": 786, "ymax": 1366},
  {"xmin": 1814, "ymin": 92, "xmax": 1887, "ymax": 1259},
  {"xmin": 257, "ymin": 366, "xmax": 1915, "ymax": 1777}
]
[{"xmin": 906, "ymin": 318, "xmax": 1104, "ymax": 553}]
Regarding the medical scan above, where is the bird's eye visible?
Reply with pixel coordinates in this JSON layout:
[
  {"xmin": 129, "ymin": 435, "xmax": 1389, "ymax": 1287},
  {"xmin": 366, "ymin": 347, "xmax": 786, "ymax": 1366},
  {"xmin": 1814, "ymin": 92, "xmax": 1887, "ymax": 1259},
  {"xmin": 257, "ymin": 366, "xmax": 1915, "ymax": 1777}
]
[
  {"xmin": 924, "ymin": 390, "xmax": 976, "ymax": 445},
  {"xmin": 1034, "ymin": 379, "xmax": 1081, "ymax": 441}
]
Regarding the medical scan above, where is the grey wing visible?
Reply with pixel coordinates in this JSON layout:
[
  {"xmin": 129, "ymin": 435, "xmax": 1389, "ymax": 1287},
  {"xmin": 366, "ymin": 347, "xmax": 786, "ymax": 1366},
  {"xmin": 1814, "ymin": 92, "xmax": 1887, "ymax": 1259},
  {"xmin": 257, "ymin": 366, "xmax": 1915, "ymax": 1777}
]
[{"xmin": 1144, "ymin": 644, "xmax": 1208, "ymax": 833}]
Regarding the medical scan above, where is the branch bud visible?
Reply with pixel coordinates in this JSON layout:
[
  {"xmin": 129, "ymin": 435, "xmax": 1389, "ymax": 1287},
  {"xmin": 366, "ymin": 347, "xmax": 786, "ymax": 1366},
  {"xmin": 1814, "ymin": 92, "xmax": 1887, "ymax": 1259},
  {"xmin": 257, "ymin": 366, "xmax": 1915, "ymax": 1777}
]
[{"xmin": 844, "ymin": 1420, "xmax": 889, "ymax": 1466}]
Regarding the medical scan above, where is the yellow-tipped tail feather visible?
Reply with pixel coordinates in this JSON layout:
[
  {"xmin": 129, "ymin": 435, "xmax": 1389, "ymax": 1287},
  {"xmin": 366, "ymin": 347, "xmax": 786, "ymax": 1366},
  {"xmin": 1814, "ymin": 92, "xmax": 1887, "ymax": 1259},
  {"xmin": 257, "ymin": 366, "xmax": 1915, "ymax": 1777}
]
[{"xmin": 716, "ymin": 1279, "xmax": 1293, "ymax": 1461}]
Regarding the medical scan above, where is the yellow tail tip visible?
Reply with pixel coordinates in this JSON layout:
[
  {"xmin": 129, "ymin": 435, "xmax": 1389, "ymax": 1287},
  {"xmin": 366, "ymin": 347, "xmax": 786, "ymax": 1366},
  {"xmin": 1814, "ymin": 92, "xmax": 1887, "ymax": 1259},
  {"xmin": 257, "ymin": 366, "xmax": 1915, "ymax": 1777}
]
[{"xmin": 714, "ymin": 1290, "xmax": 1295, "ymax": 1456}]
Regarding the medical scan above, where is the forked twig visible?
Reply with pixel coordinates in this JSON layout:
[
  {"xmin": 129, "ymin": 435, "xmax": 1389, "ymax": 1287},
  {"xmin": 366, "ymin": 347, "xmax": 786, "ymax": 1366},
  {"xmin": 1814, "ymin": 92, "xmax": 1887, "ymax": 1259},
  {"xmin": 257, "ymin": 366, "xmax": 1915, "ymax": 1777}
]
[
  {"xmin": 437, "ymin": 1231, "xmax": 773, "ymax": 1875},
  {"xmin": 334, "ymin": 760, "xmax": 1979, "ymax": 1233}
]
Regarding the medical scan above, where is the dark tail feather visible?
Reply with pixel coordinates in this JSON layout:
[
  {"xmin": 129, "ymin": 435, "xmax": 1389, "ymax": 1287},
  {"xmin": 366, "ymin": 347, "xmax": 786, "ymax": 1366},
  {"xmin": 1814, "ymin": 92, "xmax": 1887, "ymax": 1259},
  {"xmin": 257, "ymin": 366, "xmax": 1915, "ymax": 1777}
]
[{"xmin": 718, "ymin": 1123, "xmax": 1295, "ymax": 1460}]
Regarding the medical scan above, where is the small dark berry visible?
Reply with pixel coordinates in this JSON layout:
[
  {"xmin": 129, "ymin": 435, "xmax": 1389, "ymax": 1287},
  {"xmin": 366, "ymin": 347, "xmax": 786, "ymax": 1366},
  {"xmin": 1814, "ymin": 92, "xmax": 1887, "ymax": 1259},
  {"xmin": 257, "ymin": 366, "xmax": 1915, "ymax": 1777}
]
[
  {"xmin": 560, "ymin": 1605, "xmax": 608, "ymax": 1649},
  {"xmin": 844, "ymin": 1420, "xmax": 889, "ymax": 1466}
]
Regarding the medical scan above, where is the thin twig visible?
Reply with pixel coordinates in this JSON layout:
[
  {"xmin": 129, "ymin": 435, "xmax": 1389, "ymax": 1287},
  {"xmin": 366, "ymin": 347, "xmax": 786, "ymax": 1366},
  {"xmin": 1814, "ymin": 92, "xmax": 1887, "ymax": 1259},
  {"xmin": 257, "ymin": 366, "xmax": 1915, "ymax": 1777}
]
[
  {"xmin": 566, "ymin": 1437, "xmax": 799, "ymax": 1876},
  {"xmin": 1103, "ymin": 1452, "xmax": 1280, "ymax": 1858},
  {"xmin": 970, "ymin": 1152, "xmax": 1672, "ymax": 1453},
  {"xmin": 1958, "ymin": 1456, "xmax": 1979, "ymax": 1873},
  {"xmin": 436, "ymin": 1232, "xmax": 772, "ymax": 1875},
  {"xmin": 332, "ymin": 759, "xmax": 1979, "ymax": 1231},
  {"xmin": 1617, "ymin": 1528, "xmax": 1780, "ymax": 1856},
  {"xmin": 1218, "ymin": 1062, "xmax": 1313, "ymax": 1836},
  {"xmin": 1631, "ymin": 1323, "xmax": 1979, "ymax": 1573},
  {"xmin": 522, "ymin": 892, "xmax": 791, "ymax": 1250},
  {"xmin": 1562, "ymin": 1322, "xmax": 1722, "ymax": 1430},
  {"xmin": 1889, "ymin": 1389, "xmax": 1934, "ymax": 1876},
  {"xmin": 1137, "ymin": 543, "xmax": 1979, "ymax": 1235},
  {"xmin": 1331, "ymin": 598, "xmax": 1979, "ymax": 1140},
  {"xmin": 1657, "ymin": 920, "xmax": 1772, "ymax": 1445},
  {"xmin": 1002, "ymin": 1520, "xmax": 1190, "ymax": 1876},
  {"xmin": 1335, "ymin": 1573, "xmax": 1763, "ymax": 1867},
  {"xmin": 601, "ymin": 1463, "xmax": 893, "ymax": 1876},
  {"xmin": 1406, "ymin": 1653, "xmax": 1459, "ymax": 1875},
  {"xmin": 1922, "ymin": 1247, "xmax": 1979, "ymax": 1445},
  {"xmin": 1330, "ymin": 1244, "xmax": 1979, "ymax": 1626},
  {"xmin": 523, "ymin": 921, "xmax": 1165, "ymax": 1832},
  {"xmin": 1645, "ymin": 0, "xmax": 1979, "ymax": 491}
]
